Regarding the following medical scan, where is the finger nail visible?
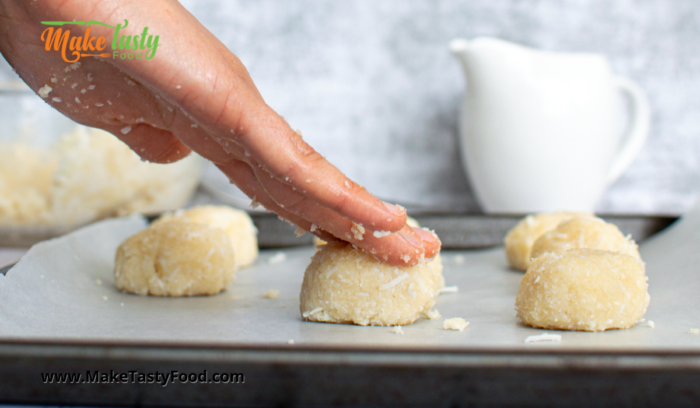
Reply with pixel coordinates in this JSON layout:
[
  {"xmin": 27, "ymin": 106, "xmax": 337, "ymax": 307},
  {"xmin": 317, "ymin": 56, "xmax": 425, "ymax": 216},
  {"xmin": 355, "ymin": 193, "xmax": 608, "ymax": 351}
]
[
  {"xmin": 413, "ymin": 227, "xmax": 439, "ymax": 244},
  {"xmin": 399, "ymin": 230, "xmax": 422, "ymax": 248},
  {"xmin": 383, "ymin": 201, "xmax": 405, "ymax": 217}
]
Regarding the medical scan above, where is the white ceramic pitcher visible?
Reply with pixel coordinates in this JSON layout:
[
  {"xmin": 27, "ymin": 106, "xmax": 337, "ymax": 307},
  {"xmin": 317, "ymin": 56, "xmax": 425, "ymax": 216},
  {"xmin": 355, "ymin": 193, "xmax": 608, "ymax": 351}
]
[{"xmin": 449, "ymin": 37, "xmax": 650, "ymax": 214}]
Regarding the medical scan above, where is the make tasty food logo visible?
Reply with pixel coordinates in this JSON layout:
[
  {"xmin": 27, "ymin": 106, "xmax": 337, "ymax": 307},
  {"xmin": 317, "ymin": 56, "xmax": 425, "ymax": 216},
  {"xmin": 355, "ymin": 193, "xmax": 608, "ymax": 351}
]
[{"xmin": 40, "ymin": 19, "xmax": 159, "ymax": 63}]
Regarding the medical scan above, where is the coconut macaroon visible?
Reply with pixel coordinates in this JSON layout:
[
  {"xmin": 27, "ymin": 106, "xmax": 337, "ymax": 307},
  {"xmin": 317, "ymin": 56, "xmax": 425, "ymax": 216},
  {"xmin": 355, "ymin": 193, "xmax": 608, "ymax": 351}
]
[
  {"xmin": 530, "ymin": 216, "xmax": 640, "ymax": 261},
  {"xmin": 300, "ymin": 241, "xmax": 444, "ymax": 326},
  {"xmin": 504, "ymin": 212, "xmax": 592, "ymax": 271},
  {"xmin": 155, "ymin": 205, "xmax": 258, "ymax": 268},
  {"xmin": 515, "ymin": 249, "xmax": 649, "ymax": 331},
  {"xmin": 114, "ymin": 221, "xmax": 237, "ymax": 296}
]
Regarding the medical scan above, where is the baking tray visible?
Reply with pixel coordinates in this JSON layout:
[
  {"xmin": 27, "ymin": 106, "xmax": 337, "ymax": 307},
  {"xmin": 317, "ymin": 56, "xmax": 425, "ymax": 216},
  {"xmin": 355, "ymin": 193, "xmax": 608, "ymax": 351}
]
[{"xmin": 0, "ymin": 202, "xmax": 699, "ymax": 406}]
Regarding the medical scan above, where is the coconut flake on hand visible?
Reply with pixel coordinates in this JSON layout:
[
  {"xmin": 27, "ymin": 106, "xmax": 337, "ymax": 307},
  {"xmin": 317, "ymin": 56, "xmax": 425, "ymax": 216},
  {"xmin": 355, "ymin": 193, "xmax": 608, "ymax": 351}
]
[{"xmin": 38, "ymin": 85, "xmax": 52, "ymax": 98}]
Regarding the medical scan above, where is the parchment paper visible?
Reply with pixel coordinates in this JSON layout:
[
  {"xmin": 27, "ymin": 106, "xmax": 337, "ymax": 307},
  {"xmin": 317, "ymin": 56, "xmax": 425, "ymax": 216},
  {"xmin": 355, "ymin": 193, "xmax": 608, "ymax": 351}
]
[{"xmin": 1, "ymin": 205, "xmax": 699, "ymax": 351}]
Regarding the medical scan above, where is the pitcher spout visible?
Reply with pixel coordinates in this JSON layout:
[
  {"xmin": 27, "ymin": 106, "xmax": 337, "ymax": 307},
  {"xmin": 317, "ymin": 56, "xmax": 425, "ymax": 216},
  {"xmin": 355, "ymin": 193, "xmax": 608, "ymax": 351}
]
[
  {"xmin": 449, "ymin": 38, "xmax": 479, "ymax": 85},
  {"xmin": 448, "ymin": 38, "xmax": 472, "ymax": 67}
]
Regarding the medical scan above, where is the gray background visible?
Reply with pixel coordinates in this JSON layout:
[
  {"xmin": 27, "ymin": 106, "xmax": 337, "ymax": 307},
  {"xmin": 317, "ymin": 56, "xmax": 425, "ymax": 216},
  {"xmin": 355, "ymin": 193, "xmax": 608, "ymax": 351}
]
[{"xmin": 1, "ymin": 0, "xmax": 698, "ymax": 215}]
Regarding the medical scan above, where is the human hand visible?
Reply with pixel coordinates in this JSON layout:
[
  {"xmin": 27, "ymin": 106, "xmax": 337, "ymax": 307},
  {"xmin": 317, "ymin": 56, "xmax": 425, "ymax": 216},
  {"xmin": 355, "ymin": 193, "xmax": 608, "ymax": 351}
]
[{"xmin": 0, "ymin": 0, "xmax": 441, "ymax": 265}]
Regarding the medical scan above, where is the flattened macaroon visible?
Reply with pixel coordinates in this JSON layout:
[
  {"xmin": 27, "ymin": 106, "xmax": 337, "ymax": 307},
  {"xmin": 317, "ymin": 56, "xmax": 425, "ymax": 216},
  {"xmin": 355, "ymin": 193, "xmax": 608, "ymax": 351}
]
[
  {"xmin": 300, "ymin": 242, "xmax": 443, "ymax": 326},
  {"xmin": 155, "ymin": 205, "xmax": 258, "ymax": 268},
  {"xmin": 114, "ymin": 221, "xmax": 236, "ymax": 296},
  {"xmin": 505, "ymin": 211, "xmax": 592, "ymax": 271},
  {"xmin": 515, "ymin": 249, "xmax": 649, "ymax": 331},
  {"xmin": 530, "ymin": 216, "xmax": 640, "ymax": 261}
]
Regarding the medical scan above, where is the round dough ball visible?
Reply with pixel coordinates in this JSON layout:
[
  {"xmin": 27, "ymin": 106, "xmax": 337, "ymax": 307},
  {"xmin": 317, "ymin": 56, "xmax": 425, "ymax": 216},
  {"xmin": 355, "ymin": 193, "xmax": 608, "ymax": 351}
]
[
  {"xmin": 515, "ymin": 249, "xmax": 649, "ymax": 331},
  {"xmin": 505, "ymin": 211, "xmax": 592, "ymax": 271},
  {"xmin": 530, "ymin": 217, "xmax": 640, "ymax": 261},
  {"xmin": 300, "ymin": 242, "xmax": 443, "ymax": 326},
  {"xmin": 156, "ymin": 205, "xmax": 258, "ymax": 268},
  {"xmin": 114, "ymin": 222, "xmax": 236, "ymax": 296}
]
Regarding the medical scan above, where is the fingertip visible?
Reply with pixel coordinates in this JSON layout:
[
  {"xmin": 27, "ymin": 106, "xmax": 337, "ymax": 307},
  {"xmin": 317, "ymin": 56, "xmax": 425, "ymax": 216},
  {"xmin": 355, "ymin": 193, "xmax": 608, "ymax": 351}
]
[
  {"xmin": 381, "ymin": 201, "xmax": 408, "ymax": 231},
  {"xmin": 412, "ymin": 227, "xmax": 442, "ymax": 259}
]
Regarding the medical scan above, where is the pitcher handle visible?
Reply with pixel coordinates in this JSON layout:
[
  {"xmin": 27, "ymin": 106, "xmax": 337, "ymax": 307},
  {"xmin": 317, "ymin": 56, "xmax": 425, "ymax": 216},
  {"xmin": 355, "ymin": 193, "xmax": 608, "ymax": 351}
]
[{"xmin": 607, "ymin": 76, "xmax": 651, "ymax": 184}]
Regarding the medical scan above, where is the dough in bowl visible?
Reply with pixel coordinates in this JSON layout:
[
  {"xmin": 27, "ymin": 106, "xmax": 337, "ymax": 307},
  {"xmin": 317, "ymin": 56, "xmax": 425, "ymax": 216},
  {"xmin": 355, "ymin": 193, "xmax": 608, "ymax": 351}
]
[
  {"xmin": 114, "ymin": 221, "xmax": 236, "ymax": 296},
  {"xmin": 504, "ymin": 211, "xmax": 592, "ymax": 271},
  {"xmin": 515, "ymin": 248, "xmax": 649, "ymax": 331},
  {"xmin": 155, "ymin": 205, "xmax": 258, "ymax": 268},
  {"xmin": 530, "ymin": 216, "xmax": 640, "ymax": 261},
  {"xmin": 300, "ymin": 241, "xmax": 443, "ymax": 326}
]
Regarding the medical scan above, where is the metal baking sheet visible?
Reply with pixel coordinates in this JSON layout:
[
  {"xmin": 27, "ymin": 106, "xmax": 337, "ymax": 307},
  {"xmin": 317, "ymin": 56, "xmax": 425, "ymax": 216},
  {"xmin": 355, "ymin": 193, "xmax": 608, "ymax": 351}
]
[{"xmin": 0, "ymin": 205, "xmax": 697, "ymax": 352}]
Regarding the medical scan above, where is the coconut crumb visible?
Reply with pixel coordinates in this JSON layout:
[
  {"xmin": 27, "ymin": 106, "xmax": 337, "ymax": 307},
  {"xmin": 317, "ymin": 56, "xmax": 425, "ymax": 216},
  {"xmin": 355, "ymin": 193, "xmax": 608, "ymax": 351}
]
[
  {"xmin": 75, "ymin": 97, "xmax": 81, "ymax": 103},
  {"xmin": 525, "ymin": 333, "xmax": 561, "ymax": 343},
  {"xmin": 351, "ymin": 222, "xmax": 365, "ymax": 240},
  {"xmin": 689, "ymin": 328, "xmax": 700, "ymax": 334},
  {"xmin": 437, "ymin": 286, "xmax": 458, "ymax": 295},
  {"xmin": 401, "ymin": 255, "xmax": 411, "ymax": 263},
  {"xmin": 310, "ymin": 224, "xmax": 318, "ymax": 232},
  {"xmin": 302, "ymin": 307, "xmax": 323, "ymax": 318},
  {"xmin": 95, "ymin": 103, "xmax": 104, "ymax": 107},
  {"xmin": 250, "ymin": 200, "xmax": 261, "ymax": 209},
  {"xmin": 425, "ymin": 309, "xmax": 441, "ymax": 319},
  {"xmin": 379, "ymin": 272, "xmax": 409, "ymax": 290},
  {"xmin": 120, "ymin": 125, "xmax": 132, "ymax": 135},
  {"xmin": 87, "ymin": 84, "xmax": 95, "ymax": 90},
  {"xmin": 268, "ymin": 252, "xmax": 287, "ymax": 264},
  {"xmin": 294, "ymin": 227, "xmax": 306, "ymax": 237},
  {"xmin": 345, "ymin": 180, "xmax": 350, "ymax": 188},
  {"xmin": 443, "ymin": 318, "xmax": 469, "ymax": 331},
  {"xmin": 373, "ymin": 230, "xmax": 391, "ymax": 238},
  {"xmin": 644, "ymin": 320, "xmax": 655, "ymax": 328},
  {"xmin": 260, "ymin": 289, "xmax": 279, "ymax": 299},
  {"xmin": 50, "ymin": 77, "xmax": 58, "ymax": 84},
  {"xmin": 124, "ymin": 77, "xmax": 136, "ymax": 86},
  {"xmin": 51, "ymin": 97, "xmax": 62, "ymax": 103},
  {"xmin": 38, "ymin": 85, "xmax": 52, "ymax": 98},
  {"xmin": 107, "ymin": 100, "xmax": 112, "ymax": 105},
  {"xmin": 389, "ymin": 326, "xmax": 404, "ymax": 335},
  {"xmin": 87, "ymin": 72, "xmax": 93, "ymax": 82},
  {"xmin": 64, "ymin": 61, "xmax": 80, "ymax": 72}
]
